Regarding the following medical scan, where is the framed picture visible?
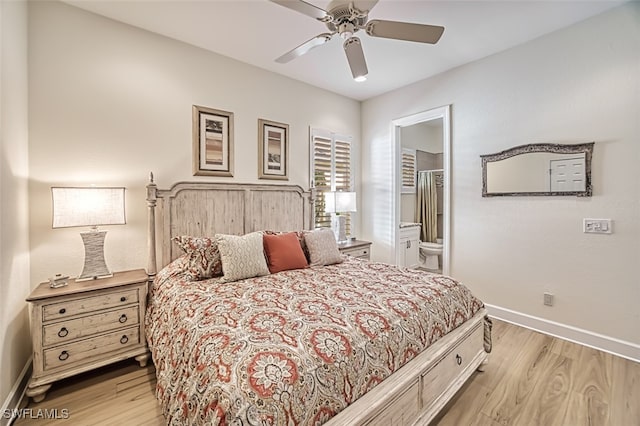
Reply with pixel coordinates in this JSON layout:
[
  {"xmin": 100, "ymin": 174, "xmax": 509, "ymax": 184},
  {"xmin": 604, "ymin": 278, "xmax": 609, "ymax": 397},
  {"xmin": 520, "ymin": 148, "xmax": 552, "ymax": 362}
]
[
  {"xmin": 258, "ymin": 119, "xmax": 289, "ymax": 180},
  {"xmin": 193, "ymin": 105, "xmax": 234, "ymax": 176}
]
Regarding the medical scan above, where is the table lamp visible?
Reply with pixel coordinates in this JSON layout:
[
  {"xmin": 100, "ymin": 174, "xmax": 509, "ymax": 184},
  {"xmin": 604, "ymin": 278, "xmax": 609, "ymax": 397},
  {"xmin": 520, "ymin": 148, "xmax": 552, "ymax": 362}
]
[{"xmin": 324, "ymin": 191, "xmax": 357, "ymax": 242}]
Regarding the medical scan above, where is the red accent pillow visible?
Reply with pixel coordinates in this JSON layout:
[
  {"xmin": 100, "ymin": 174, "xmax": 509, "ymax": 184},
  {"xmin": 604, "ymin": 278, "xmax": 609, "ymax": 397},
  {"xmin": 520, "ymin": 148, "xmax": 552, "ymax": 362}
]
[{"xmin": 263, "ymin": 232, "xmax": 309, "ymax": 273}]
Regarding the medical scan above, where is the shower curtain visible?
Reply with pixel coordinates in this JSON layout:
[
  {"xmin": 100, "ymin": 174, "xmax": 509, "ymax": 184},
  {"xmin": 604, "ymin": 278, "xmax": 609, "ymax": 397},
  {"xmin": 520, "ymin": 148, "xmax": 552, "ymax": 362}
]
[{"xmin": 416, "ymin": 171, "xmax": 438, "ymax": 243}]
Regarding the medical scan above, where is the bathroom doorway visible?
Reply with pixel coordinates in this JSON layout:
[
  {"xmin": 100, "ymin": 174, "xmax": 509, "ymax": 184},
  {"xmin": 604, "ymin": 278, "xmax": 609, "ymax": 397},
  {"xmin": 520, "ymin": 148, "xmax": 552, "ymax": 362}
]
[{"xmin": 392, "ymin": 106, "xmax": 450, "ymax": 275}]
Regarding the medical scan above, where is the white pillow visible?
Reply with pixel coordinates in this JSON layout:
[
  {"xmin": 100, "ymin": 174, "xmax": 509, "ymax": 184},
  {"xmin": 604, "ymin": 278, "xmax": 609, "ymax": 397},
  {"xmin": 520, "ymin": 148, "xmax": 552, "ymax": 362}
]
[
  {"xmin": 215, "ymin": 232, "xmax": 270, "ymax": 282},
  {"xmin": 304, "ymin": 228, "xmax": 344, "ymax": 266}
]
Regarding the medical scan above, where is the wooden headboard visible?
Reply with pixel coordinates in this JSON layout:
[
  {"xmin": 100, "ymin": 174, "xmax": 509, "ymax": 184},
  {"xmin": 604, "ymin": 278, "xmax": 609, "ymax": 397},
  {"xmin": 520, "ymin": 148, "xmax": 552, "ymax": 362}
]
[{"xmin": 146, "ymin": 176, "xmax": 313, "ymax": 276}]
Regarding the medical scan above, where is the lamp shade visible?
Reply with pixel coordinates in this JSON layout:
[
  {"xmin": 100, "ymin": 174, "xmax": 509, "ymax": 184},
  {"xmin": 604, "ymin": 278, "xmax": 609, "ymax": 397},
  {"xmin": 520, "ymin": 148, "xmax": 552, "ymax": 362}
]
[
  {"xmin": 52, "ymin": 187, "xmax": 126, "ymax": 228},
  {"xmin": 335, "ymin": 192, "xmax": 357, "ymax": 213},
  {"xmin": 324, "ymin": 192, "xmax": 336, "ymax": 213},
  {"xmin": 324, "ymin": 191, "xmax": 357, "ymax": 214}
]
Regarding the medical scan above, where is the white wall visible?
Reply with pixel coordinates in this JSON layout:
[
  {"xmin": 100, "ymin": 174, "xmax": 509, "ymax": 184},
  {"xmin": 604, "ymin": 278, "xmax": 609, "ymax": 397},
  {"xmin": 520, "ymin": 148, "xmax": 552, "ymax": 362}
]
[
  {"xmin": 401, "ymin": 122, "xmax": 443, "ymax": 154},
  {"xmin": 362, "ymin": 3, "xmax": 639, "ymax": 346},
  {"xmin": 0, "ymin": 0, "xmax": 31, "ymax": 410},
  {"xmin": 28, "ymin": 1, "xmax": 360, "ymax": 283}
]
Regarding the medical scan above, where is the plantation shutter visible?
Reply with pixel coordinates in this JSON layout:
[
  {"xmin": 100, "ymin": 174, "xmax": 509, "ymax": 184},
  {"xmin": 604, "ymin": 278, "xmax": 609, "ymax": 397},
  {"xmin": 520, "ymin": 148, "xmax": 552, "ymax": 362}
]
[
  {"xmin": 311, "ymin": 133, "xmax": 333, "ymax": 229},
  {"xmin": 401, "ymin": 148, "xmax": 416, "ymax": 194},
  {"xmin": 334, "ymin": 139, "xmax": 352, "ymax": 192},
  {"xmin": 310, "ymin": 129, "xmax": 353, "ymax": 231}
]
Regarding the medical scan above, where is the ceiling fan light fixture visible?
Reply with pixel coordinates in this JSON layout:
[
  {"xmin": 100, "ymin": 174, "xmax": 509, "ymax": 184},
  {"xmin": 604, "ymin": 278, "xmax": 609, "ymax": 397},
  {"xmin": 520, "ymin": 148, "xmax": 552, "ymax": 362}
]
[
  {"xmin": 354, "ymin": 75, "xmax": 367, "ymax": 82},
  {"xmin": 338, "ymin": 22, "xmax": 356, "ymax": 40}
]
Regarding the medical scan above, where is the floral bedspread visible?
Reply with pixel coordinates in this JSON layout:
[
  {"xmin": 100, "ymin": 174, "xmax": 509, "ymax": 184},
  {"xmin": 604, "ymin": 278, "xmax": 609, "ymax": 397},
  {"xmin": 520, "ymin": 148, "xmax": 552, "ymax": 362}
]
[{"xmin": 145, "ymin": 257, "xmax": 485, "ymax": 425}]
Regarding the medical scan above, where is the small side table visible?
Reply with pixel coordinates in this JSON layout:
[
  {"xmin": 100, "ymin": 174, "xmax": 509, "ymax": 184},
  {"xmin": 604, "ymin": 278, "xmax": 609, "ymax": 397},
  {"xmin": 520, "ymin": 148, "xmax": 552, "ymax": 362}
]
[
  {"xmin": 338, "ymin": 239, "xmax": 372, "ymax": 260},
  {"xmin": 25, "ymin": 269, "xmax": 150, "ymax": 402}
]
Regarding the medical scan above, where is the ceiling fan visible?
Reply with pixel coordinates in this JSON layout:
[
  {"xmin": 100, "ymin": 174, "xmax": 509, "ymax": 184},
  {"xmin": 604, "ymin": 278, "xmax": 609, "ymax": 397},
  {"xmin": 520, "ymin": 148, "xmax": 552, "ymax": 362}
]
[{"xmin": 269, "ymin": 0, "xmax": 444, "ymax": 81}]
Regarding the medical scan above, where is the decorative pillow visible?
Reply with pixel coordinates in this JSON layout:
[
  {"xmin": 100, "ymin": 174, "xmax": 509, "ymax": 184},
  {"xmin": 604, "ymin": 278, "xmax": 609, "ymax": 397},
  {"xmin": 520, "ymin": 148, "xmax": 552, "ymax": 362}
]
[
  {"xmin": 263, "ymin": 232, "xmax": 309, "ymax": 273},
  {"xmin": 215, "ymin": 232, "xmax": 270, "ymax": 282},
  {"xmin": 264, "ymin": 230, "xmax": 310, "ymax": 262},
  {"xmin": 304, "ymin": 228, "xmax": 344, "ymax": 266},
  {"xmin": 172, "ymin": 236, "xmax": 222, "ymax": 280}
]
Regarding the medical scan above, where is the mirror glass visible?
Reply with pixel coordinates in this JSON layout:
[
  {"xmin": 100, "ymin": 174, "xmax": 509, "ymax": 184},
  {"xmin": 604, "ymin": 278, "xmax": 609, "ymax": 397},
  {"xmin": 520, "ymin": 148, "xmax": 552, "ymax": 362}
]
[
  {"xmin": 400, "ymin": 119, "xmax": 444, "ymax": 242},
  {"xmin": 481, "ymin": 142, "xmax": 594, "ymax": 197}
]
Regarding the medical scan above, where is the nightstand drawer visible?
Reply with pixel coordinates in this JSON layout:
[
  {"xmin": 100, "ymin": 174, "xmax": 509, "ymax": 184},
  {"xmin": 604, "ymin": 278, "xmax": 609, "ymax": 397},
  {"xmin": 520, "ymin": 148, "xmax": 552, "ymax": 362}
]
[
  {"xmin": 342, "ymin": 247, "xmax": 370, "ymax": 258},
  {"xmin": 43, "ymin": 326, "xmax": 140, "ymax": 371},
  {"xmin": 338, "ymin": 240, "xmax": 372, "ymax": 261},
  {"xmin": 43, "ymin": 305, "xmax": 140, "ymax": 346},
  {"xmin": 42, "ymin": 288, "xmax": 139, "ymax": 321}
]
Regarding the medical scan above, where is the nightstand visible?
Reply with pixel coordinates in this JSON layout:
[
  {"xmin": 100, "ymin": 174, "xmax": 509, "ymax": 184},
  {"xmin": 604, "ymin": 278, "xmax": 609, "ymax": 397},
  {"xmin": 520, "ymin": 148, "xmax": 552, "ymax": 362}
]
[
  {"xmin": 338, "ymin": 239, "xmax": 372, "ymax": 260},
  {"xmin": 25, "ymin": 269, "xmax": 150, "ymax": 402}
]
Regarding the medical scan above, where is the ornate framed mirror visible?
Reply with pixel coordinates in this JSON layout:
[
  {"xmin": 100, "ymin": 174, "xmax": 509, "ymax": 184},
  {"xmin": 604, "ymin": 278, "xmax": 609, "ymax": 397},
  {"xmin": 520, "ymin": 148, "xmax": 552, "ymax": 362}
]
[{"xmin": 481, "ymin": 142, "xmax": 594, "ymax": 197}]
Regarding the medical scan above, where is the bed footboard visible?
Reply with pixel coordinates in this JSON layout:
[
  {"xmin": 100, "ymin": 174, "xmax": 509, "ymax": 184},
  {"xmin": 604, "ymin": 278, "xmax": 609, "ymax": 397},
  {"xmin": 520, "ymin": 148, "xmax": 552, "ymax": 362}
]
[{"xmin": 325, "ymin": 308, "xmax": 489, "ymax": 426}]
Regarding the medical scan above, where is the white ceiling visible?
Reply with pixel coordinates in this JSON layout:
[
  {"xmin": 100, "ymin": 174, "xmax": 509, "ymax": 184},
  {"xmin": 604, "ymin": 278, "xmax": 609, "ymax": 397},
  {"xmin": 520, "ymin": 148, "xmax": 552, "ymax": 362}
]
[{"xmin": 63, "ymin": 0, "xmax": 625, "ymax": 101}]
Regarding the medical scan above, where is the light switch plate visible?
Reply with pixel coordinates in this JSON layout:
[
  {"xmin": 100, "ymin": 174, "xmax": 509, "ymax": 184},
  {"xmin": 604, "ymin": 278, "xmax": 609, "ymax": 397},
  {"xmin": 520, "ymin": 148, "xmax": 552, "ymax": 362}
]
[{"xmin": 583, "ymin": 218, "xmax": 612, "ymax": 234}]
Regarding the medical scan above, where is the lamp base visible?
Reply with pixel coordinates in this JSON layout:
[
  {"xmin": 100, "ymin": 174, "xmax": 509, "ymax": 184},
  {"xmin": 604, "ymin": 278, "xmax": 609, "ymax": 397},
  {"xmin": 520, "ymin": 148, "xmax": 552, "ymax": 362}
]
[
  {"xmin": 332, "ymin": 215, "xmax": 348, "ymax": 243},
  {"xmin": 77, "ymin": 230, "xmax": 112, "ymax": 281}
]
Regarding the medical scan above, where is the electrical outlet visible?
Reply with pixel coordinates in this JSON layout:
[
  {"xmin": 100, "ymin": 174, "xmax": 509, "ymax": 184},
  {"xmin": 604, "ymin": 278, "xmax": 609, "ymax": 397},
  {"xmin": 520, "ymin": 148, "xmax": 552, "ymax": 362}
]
[
  {"xmin": 543, "ymin": 292, "xmax": 554, "ymax": 306},
  {"xmin": 583, "ymin": 218, "xmax": 612, "ymax": 234}
]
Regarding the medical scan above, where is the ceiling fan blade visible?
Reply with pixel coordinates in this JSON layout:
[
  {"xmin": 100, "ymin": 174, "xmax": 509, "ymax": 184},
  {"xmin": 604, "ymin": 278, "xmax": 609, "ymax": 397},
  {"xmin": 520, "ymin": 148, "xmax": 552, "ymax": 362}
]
[
  {"xmin": 354, "ymin": 0, "xmax": 379, "ymax": 13},
  {"xmin": 269, "ymin": 0, "xmax": 328, "ymax": 21},
  {"xmin": 366, "ymin": 20, "xmax": 444, "ymax": 44},
  {"xmin": 276, "ymin": 33, "xmax": 333, "ymax": 63},
  {"xmin": 343, "ymin": 37, "xmax": 368, "ymax": 80}
]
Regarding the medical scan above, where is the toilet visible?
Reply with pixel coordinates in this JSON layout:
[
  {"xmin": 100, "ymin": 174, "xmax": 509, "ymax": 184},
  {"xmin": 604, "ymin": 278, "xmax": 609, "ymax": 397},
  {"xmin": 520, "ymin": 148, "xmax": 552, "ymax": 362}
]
[{"xmin": 419, "ymin": 239, "xmax": 443, "ymax": 270}]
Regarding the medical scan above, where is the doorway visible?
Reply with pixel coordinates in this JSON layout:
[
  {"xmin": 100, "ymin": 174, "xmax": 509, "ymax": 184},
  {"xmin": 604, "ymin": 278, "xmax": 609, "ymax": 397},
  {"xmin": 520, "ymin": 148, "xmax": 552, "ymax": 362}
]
[
  {"xmin": 392, "ymin": 105, "xmax": 451, "ymax": 275},
  {"xmin": 550, "ymin": 157, "xmax": 586, "ymax": 192}
]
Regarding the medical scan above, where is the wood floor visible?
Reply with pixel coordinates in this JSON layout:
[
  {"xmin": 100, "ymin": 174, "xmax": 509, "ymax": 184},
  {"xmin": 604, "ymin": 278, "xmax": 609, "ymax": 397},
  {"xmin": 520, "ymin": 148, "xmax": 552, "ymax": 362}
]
[{"xmin": 14, "ymin": 320, "xmax": 640, "ymax": 426}]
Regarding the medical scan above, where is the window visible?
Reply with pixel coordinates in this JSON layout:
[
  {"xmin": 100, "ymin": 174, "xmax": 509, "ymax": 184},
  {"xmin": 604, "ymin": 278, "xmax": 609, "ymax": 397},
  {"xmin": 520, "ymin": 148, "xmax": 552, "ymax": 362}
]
[{"xmin": 310, "ymin": 129, "xmax": 353, "ymax": 231}]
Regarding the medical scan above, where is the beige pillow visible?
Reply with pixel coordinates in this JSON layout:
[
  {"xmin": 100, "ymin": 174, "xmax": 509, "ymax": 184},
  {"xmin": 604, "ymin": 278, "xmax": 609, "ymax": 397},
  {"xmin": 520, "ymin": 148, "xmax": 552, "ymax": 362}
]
[
  {"xmin": 215, "ymin": 232, "xmax": 270, "ymax": 282},
  {"xmin": 304, "ymin": 228, "xmax": 344, "ymax": 266}
]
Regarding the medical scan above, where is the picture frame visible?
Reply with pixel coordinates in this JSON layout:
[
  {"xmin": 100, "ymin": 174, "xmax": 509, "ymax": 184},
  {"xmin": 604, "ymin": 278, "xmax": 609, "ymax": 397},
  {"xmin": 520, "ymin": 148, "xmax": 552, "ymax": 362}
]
[
  {"xmin": 193, "ymin": 105, "xmax": 234, "ymax": 176},
  {"xmin": 258, "ymin": 119, "xmax": 289, "ymax": 180}
]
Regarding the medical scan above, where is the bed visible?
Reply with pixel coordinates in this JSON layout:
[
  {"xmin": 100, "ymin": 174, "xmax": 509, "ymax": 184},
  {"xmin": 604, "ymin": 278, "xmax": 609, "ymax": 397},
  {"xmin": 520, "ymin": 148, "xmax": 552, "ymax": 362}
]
[{"xmin": 144, "ymin": 178, "xmax": 490, "ymax": 425}]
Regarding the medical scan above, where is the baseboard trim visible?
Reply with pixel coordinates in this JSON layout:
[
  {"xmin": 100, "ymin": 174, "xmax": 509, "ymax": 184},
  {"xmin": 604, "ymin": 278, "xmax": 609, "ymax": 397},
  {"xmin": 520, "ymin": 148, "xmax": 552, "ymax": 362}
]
[
  {"xmin": 485, "ymin": 304, "xmax": 640, "ymax": 363},
  {"xmin": 0, "ymin": 358, "xmax": 31, "ymax": 426}
]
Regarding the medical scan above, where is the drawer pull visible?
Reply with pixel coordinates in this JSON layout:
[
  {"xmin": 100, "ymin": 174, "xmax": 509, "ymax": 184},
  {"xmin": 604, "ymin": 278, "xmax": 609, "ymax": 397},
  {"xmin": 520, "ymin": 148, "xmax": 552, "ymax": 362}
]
[
  {"xmin": 120, "ymin": 335, "xmax": 129, "ymax": 344},
  {"xmin": 59, "ymin": 308, "xmax": 66, "ymax": 314},
  {"xmin": 120, "ymin": 296, "xmax": 127, "ymax": 302},
  {"xmin": 58, "ymin": 350, "xmax": 69, "ymax": 361},
  {"xmin": 456, "ymin": 354, "xmax": 462, "ymax": 366},
  {"xmin": 57, "ymin": 327, "xmax": 69, "ymax": 338},
  {"xmin": 119, "ymin": 314, "xmax": 128, "ymax": 323}
]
